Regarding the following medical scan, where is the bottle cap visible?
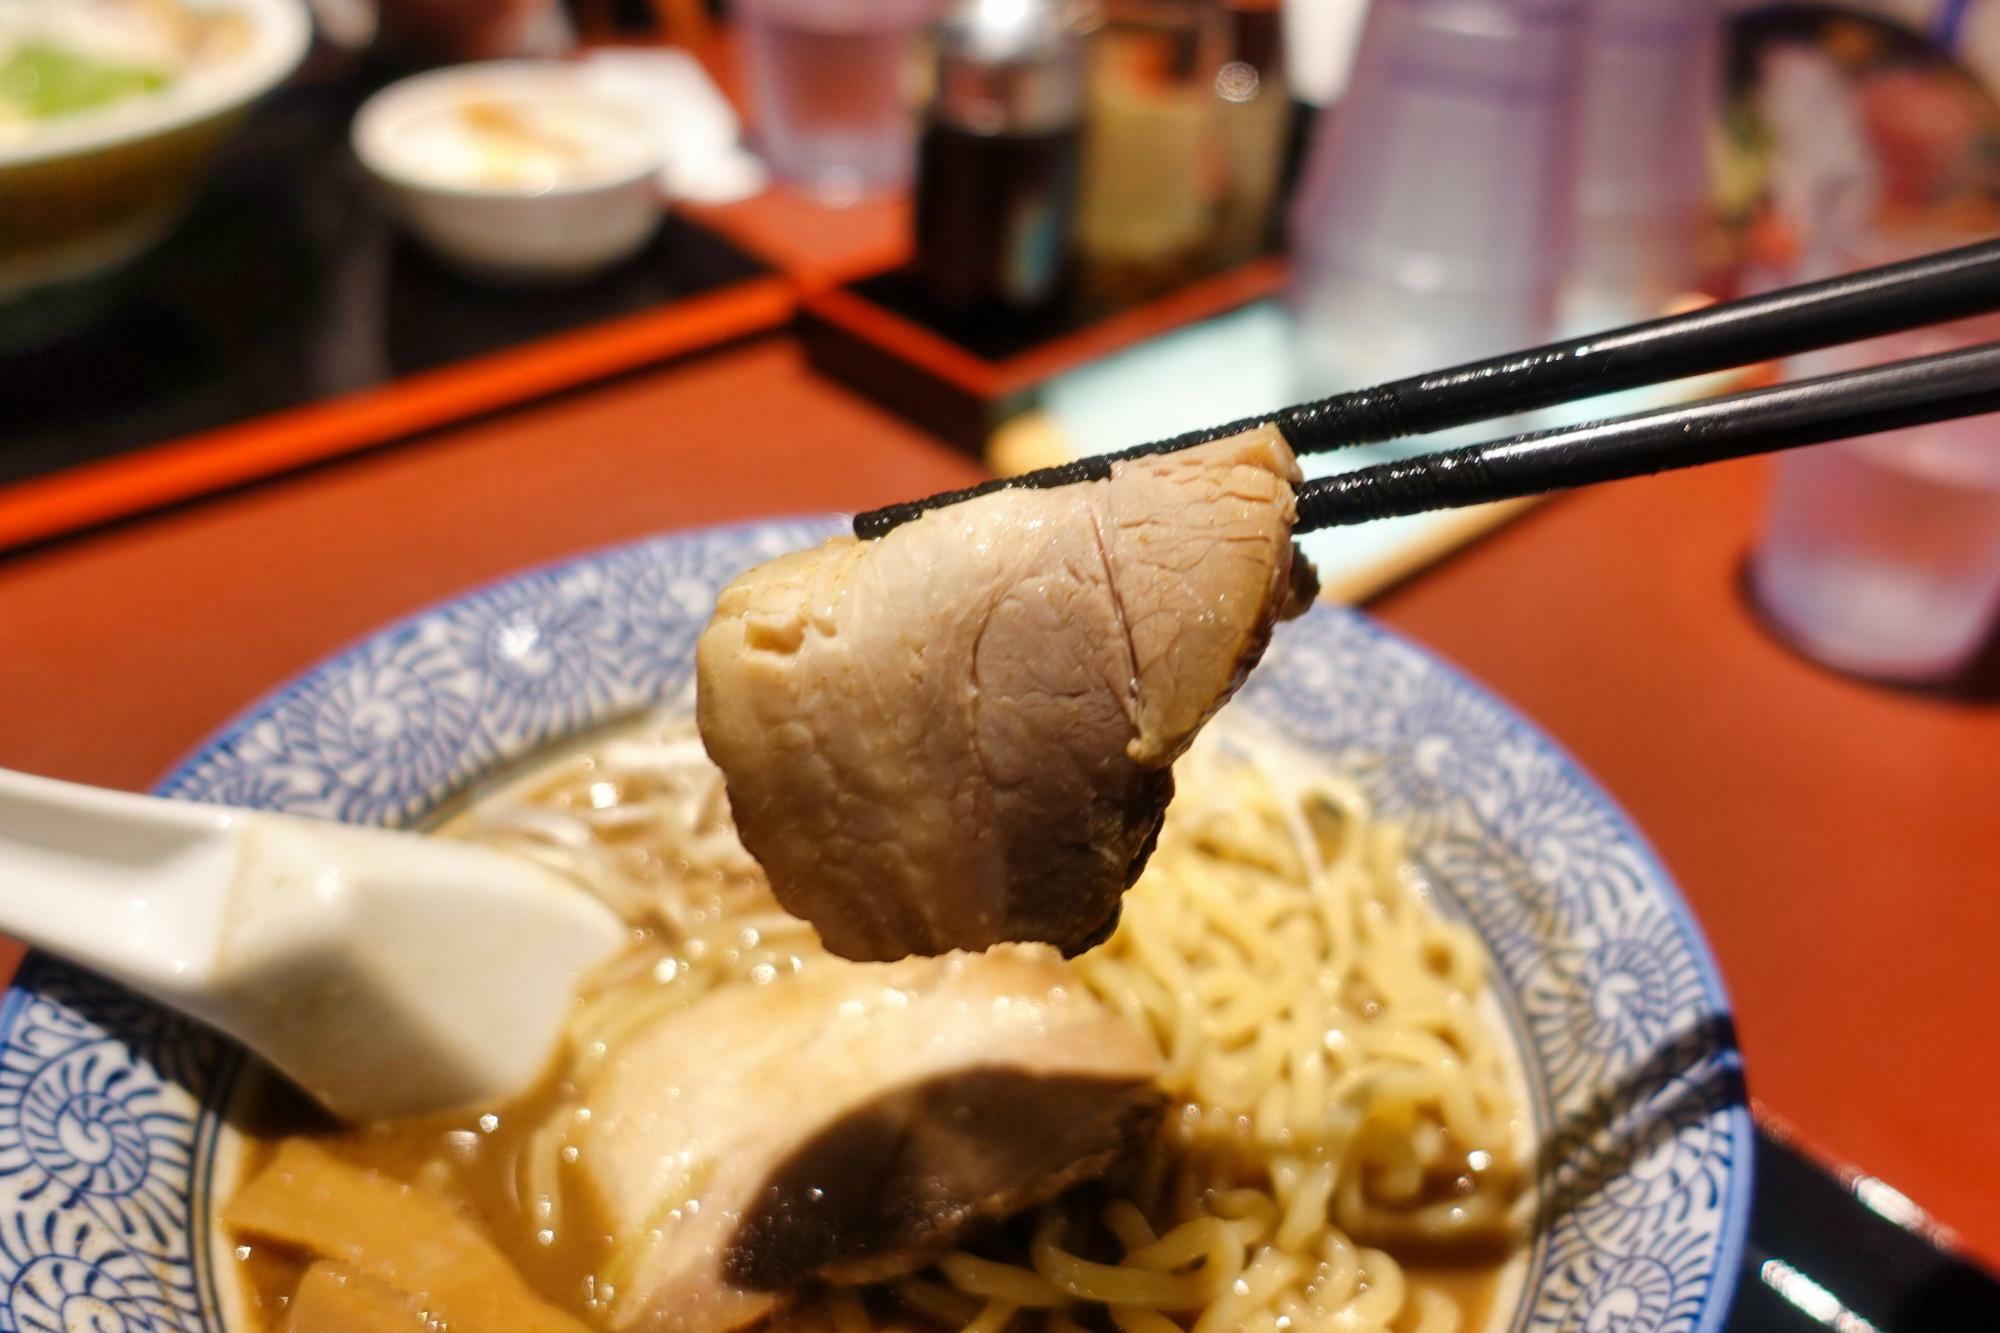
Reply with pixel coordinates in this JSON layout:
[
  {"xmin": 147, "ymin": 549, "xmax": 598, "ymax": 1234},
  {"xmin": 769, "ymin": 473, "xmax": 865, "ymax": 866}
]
[{"xmin": 934, "ymin": 0, "xmax": 1094, "ymax": 135}]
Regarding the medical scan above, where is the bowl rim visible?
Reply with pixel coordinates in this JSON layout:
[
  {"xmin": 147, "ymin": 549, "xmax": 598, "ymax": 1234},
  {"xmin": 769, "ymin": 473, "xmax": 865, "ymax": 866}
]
[
  {"xmin": 0, "ymin": 0, "xmax": 313, "ymax": 171},
  {"xmin": 351, "ymin": 58, "xmax": 668, "ymax": 203}
]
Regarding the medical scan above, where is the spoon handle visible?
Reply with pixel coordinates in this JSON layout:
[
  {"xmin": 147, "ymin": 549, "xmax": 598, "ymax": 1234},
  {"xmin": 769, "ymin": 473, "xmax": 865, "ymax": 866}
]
[{"xmin": 0, "ymin": 767, "xmax": 235, "ymax": 991}]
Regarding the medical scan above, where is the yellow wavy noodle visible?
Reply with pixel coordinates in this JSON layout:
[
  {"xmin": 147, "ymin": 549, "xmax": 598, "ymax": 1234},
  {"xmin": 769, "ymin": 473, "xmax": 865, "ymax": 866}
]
[{"xmin": 923, "ymin": 726, "xmax": 1527, "ymax": 1332}]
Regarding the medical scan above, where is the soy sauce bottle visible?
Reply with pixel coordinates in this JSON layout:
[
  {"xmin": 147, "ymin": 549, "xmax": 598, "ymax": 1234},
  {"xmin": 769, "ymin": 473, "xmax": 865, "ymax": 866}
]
[{"xmin": 914, "ymin": 0, "xmax": 1092, "ymax": 315}]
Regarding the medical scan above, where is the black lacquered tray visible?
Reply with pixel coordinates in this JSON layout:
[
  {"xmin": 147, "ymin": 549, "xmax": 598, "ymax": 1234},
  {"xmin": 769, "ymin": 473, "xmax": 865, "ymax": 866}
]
[{"xmin": 0, "ymin": 73, "xmax": 786, "ymax": 548}]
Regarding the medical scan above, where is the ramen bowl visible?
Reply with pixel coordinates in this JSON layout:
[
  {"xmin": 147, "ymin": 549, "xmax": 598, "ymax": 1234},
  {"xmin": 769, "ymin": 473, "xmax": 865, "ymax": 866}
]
[
  {"xmin": 0, "ymin": 0, "xmax": 311, "ymax": 308},
  {"xmin": 0, "ymin": 517, "xmax": 1751, "ymax": 1330}
]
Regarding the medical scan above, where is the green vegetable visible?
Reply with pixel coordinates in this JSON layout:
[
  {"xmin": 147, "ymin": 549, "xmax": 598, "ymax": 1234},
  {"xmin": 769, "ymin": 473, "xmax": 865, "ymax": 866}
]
[{"xmin": 0, "ymin": 43, "xmax": 169, "ymax": 121}]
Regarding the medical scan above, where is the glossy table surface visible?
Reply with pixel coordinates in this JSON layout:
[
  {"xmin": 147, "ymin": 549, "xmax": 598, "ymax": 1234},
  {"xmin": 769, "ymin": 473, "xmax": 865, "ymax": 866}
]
[{"xmin": 5, "ymin": 336, "xmax": 1999, "ymax": 1275}]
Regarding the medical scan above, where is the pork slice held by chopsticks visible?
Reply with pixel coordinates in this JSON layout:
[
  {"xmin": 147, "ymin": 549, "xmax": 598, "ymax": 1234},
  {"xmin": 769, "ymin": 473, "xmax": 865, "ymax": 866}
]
[{"xmin": 697, "ymin": 428, "xmax": 1316, "ymax": 962}]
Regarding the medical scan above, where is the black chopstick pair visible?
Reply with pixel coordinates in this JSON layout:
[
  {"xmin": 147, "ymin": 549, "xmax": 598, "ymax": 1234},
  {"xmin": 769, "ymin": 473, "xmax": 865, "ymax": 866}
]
[{"xmin": 853, "ymin": 236, "xmax": 2000, "ymax": 540}]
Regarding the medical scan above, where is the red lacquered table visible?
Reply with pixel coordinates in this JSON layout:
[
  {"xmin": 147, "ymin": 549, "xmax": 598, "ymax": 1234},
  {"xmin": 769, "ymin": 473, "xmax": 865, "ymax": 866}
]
[{"xmin": 3, "ymin": 254, "xmax": 1998, "ymax": 1278}]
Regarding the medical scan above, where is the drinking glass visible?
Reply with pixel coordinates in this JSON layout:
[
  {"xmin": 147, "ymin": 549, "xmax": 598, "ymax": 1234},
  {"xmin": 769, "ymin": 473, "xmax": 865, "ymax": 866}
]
[
  {"xmin": 1751, "ymin": 219, "xmax": 2000, "ymax": 683},
  {"xmin": 736, "ymin": 0, "xmax": 941, "ymax": 202}
]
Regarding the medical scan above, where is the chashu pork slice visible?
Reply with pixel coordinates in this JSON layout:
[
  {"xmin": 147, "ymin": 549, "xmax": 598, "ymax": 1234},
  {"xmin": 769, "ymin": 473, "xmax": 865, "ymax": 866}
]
[
  {"xmin": 697, "ymin": 426, "xmax": 1315, "ymax": 962},
  {"xmin": 580, "ymin": 949, "xmax": 1164, "ymax": 1332}
]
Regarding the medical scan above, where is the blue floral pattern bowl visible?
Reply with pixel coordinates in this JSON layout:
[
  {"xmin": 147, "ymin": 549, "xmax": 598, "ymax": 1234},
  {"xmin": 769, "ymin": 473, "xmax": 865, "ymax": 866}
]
[{"xmin": 0, "ymin": 517, "xmax": 1750, "ymax": 1331}]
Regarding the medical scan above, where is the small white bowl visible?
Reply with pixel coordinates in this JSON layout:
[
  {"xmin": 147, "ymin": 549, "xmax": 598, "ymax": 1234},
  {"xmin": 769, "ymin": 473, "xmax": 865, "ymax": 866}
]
[{"xmin": 353, "ymin": 62, "xmax": 667, "ymax": 284}]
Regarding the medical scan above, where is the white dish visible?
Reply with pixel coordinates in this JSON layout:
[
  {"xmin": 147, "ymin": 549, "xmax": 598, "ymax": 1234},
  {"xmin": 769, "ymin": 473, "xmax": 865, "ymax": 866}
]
[{"xmin": 353, "ymin": 61, "xmax": 669, "ymax": 283}]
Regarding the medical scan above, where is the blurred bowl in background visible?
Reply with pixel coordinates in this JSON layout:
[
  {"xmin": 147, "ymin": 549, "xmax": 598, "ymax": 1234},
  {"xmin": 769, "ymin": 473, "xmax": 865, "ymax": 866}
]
[
  {"xmin": 353, "ymin": 61, "xmax": 667, "ymax": 285},
  {"xmin": 0, "ymin": 0, "xmax": 312, "ymax": 309}
]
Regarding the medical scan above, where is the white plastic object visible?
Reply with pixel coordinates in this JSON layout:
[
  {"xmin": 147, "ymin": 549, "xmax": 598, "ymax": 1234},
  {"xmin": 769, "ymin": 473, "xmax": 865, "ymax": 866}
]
[
  {"xmin": 582, "ymin": 49, "xmax": 770, "ymax": 205},
  {"xmin": 1565, "ymin": 0, "xmax": 1723, "ymax": 333},
  {"xmin": 0, "ymin": 768, "xmax": 625, "ymax": 1122}
]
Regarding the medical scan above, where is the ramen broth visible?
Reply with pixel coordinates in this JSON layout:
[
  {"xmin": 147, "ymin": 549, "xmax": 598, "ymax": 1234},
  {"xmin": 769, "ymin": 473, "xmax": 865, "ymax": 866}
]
[{"xmin": 226, "ymin": 715, "xmax": 1524, "ymax": 1331}]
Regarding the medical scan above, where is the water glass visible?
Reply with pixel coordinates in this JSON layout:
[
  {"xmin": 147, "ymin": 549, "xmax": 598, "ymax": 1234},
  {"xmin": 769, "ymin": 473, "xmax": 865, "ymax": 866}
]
[
  {"xmin": 736, "ymin": 0, "xmax": 940, "ymax": 202},
  {"xmin": 1752, "ymin": 228, "xmax": 2000, "ymax": 683}
]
